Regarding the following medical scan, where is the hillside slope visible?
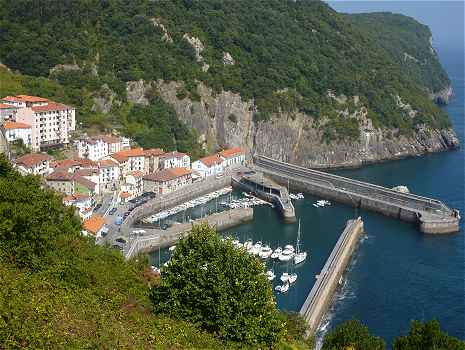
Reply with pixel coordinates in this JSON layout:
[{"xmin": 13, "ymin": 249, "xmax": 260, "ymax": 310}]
[{"xmin": 0, "ymin": 0, "xmax": 459, "ymax": 167}]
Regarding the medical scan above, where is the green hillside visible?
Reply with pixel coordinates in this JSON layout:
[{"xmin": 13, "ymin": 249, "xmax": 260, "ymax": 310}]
[
  {"xmin": 346, "ymin": 12, "xmax": 450, "ymax": 94},
  {"xmin": 0, "ymin": 0, "xmax": 450, "ymax": 142}
]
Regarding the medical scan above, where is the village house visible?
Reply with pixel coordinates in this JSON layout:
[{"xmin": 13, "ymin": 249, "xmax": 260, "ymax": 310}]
[
  {"xmin": 143, "ymin": 167, "xmax": 192, "ymax": 195},
  {"xmin": 192, "ymin": 154, "xmax": 225, "ymax": 178},
  {"xmin": 0, "ymin": 103, "xmax": 18, "ymax": 122},
  {"xmin": 73, "ymin": 174, "xmax": 99, "ymax": 197},
  {"xmin": 77, "ymin": 135, "xmax": 124, "ymax": 161},
  {"xmin": 1, "ymin": 95, "xmax": 75, "ymax": 151},
  {"xmin": 45, "ymin": 170, "xmax": 75, "ymax": 195},
  {"xmin": 82, "ymin": 215, "xmax": 107, "ymax": 238},
  {"xmin": 219, "ymin": 147, "xmax": 246, "ymax": 168},
  {"xmin": 97, "ymin": 159, "xmax": 120, "ymax": 191},
  {"xmin": 159, "ymin": 151, "xmax": 190, "ymax": 170},
  {"xmin": 63, "ymin": 194, "xmax": 93, "ymax": 220},
  {"xmin": 144, "ymin": 148, "xmax": 164, "ymax": 174},
  {"xmin": 1, "ymin": 121, "xmax": 32, "ymax": 148},
  {"xmin": 119, "ymin": 171, "xmax": 144, "ymax": 202},
  {"xmin": 14, "ymin": 153, "xmax": 51, "ymax": 176},
  {"xmin": 108, "ymin": 148, "xmax": 146, "ymax": 176}
]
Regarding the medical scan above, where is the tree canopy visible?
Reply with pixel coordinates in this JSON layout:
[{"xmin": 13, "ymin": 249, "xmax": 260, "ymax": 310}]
[
  {"xmin": 322, "ymin": 319, "xmax": 385, "ymax": 350},
  {"xmin": 150, "ymin": 223, "xmax": 285, "ymax": 346}
]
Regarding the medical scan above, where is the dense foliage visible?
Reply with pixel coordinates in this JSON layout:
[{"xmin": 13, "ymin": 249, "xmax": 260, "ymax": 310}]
[
  {"xmin": 322, "ymin": 319, "xmax": 385, "ymax": 350},
  {"xmin": 150, "ymin": 224, "xmax": 285, "ymax": 346},
  {"xmin": 0, "ymin": 0, "xmax": 451, "ymax": 143},
  {"xmin": 322, "ymin": 319, "xmax": 465, "ymax": 350},
  {"xmin": 347, "ymin": 12, "xmax": 450, "ymax": 94}
]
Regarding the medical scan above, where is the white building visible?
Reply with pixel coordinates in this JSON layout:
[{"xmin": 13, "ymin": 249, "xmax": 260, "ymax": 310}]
[
  {"xmin": 109, "ymin": 148, "xmax": 146, "ymax": 176},
  {"xmin": 1, "ymin": 95, "xmax": 75, "ymax": 151},
  {"xmin": 1, "ymin": 121, "xmax": 32, "ymax": 148},
  {"xmin": 120, "ymin": 171, "xmax": 144, "ymax": 201},
  {"xmin": 0, "ymin": 103, "xmax": 18, "ymax": 122},
  {"xmin": 14, "ymin": 153, "xmax": 51, "ymax": 176},
  {"xmin": 98, "ymin": 159, "xmax": 120, "ymax": 191},
  {"xmin": 192, "ymin": 154, "xmax": 225, "ymax": 178},
  {"xmin": 159, "ymin": 151, "xmax": 190, "ymax": 169},
  {"xmin": 77, "ymin": 135, "xmax": 123, "ymax": 161},
  {"xmin": 143, "ymin": 167, "xmax": 192, "ymax": 195},
  {"xmin": 63, "ymin": 194, "xmax": 93, "ymax": 220},
  {"xmin": 219, "ymin": 147, "xmax": 246, "ymax": 168}
]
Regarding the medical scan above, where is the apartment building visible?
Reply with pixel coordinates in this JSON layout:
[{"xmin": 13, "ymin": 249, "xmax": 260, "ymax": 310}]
[
  {"xmin": 1, "ymin": 95, "xmax": 75, "ymax": 151},
  {"xmin": 45, "ymin": 170, "xmax": 75, "ymax": 195},
  {"xmin": 14, "ymin": 153, "xmax": 51, "ymax": 176},
  {"xmin": 109, "ymin": 148, "xmax": 146, "ymax": 176},
  {"xmin": 143, "ymin": 167, "xmax": 192, "ymax": 195},
  {"xmin": 219, "ymin": 147, "xmax": 245, "ymax": 168},
  {"xmin": 144, "ymin": 148, "xmax": 164, "ymax": 173},
  {"xmin": 159, "ymin": 151, "xmax": 191, "ymax": 169},
  {"xmin": 77, "ymin": 135, "xmax": 123, "ymax": 161},
  {"xmin": 192, "ymin": 154, "xmax": 225, "ymax": 178}
]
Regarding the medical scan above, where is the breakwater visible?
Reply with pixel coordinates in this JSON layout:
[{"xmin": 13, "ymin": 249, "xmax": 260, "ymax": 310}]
[
  {"xmin": 125, "ymin": 207, "xmax": 253, "ymax": 260},
  {"xmin": 300, "ymin": 217, "xmax": 364, "ymax": 336},
  {"xmin": 254, "ymin": 155, "xmax": 460, "ymax": 234}
]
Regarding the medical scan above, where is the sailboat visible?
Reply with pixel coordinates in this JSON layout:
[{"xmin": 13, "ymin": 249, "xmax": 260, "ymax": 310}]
[{"xmin": 294, "ymin": 219, "xmax": 307, "ymax": 265}]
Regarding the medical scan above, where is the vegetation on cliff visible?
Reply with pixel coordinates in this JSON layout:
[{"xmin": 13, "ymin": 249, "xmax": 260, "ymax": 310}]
[{"xmin": 0, "ymin": 0, "xmax": 451, "ymax": 144}]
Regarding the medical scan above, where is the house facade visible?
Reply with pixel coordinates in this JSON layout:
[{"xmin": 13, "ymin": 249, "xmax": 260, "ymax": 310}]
[
  {"xmin": 82, "ymin": 215, "xmax": 106, "ymax": 238},
  {"xmin": 219, "ymin": 147, "xmax": 246, "ymax": 168},
  {"xmin": 45, "ymin": 170, "xmax": 75, "ymax": 195},
  {"xmin": 144, "ymin": 148, "xmax": 164, "ymax": 174},
  {"xmin": 14, "ymin": 153, "xmax": 51, "ymax": 176},
  {"xmin": 98, "ymin": 159, "xmax": 120, "ymax": 191},
  {"xmin": 2, "ymin": 95, "xmax": 76, "ymax": 151},
  {"xmin": 143, "ymin": 167, "xmax": 192, "ymax": 195},
  {"xmin": 109, "ymin": 148, "xmax": 146, "ymax": 176},
  {"xmin": 1, "ymin": 121, "xmax": 32, "ymax": 148},
  {"xmin": 192, "ymin": 154, "xmax": 225, "ymax": 178},
  {"xmin": 159, "ymin": 151, "xmax": 190, "ymax": 169},
  {"xmin": 77, "ymin": 135, "xmax": 123, "ymax": 161}
]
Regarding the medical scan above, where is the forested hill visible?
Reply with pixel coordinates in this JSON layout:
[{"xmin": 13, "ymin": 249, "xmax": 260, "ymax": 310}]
[
  {"xmin": 346, "ymin": 12, "xmax": 450, "ymax": 96},
  {"xmin": 0, "ymin": 0, "xmax": 453, "ymax": 152}
]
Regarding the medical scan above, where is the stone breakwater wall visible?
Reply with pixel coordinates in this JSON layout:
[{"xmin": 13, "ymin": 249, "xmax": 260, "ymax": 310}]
[
  {"xmin": 300, "ymin": 218, "xmax": 364, "ymax": 336},
  {"xmin": 125, "ymin": 207, "xmax": 253, "ymax": 260}
]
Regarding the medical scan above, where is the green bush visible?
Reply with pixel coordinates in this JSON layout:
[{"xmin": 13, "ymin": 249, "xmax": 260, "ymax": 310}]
[
  {"xmin": 150, "ymin": 224, "xmax": 285, "ymax": 346},
  {"xmin": 322, "ymin": 319, "xmax": 385, "ymax": 350}
]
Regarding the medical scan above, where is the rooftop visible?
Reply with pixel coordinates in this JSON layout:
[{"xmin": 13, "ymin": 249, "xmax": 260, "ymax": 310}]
[
  {"xmin": 15, "ymin": 153, "xmax": 50, "ymax": 168},
  {"xmin": 2, "ymin": 95, "xmax": 49, "ymax": 103},
  {"xmin": 198, "ymin": 154, "xmax": 224, "ymax": 167},
  {"xmin": 31, "ymin": 102, "xmax": 72, "ymax": 112},
  {"xmin": 63, "ymin": 193, "xmax": 90, "ymax": 202},
  {"xmin": 46, "ymin": 170, "xmax": 74, "ymax": 181},
  {"xmin": 2, "ymin": 121, "xmax": 31, "ymax": 130},
  {"xmin": 144, "ymin": 148, "xmax": 165, "ymax": 157},
  {"xmin": 160, "ymin": 151, "xmax": 188, "ymax": 160},
  {"xmin": 98, "ymin": 159, "xmax": 118, "ymax": 168},
  {"xmin": 220, "ymin": 147, "xmax": 244, "ymax": 158},
  {"xmin": 143, "ymin": 167, "xmax": 192, "ymax": 182},
  {"xmin": 83, "ymin": 215, "xmax": 105, "ymax": 235},
  {"xmin": 110, "ymin": 148, "xmax": 145, "ymax": 163},
  {"xmin": 0, "ymin": 103, "xmax": 18, "ymax": 109}
]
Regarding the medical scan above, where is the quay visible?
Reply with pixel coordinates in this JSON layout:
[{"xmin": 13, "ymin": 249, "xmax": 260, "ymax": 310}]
[
  {"xmin": 232, "ymin": 171, "xmax": 296, "ymax": 222},
  {"xmin": 254, "ymin": 155, "xmax": 460, "ymax": 234},
  {"xmin": 300, "ymin": 217, "xmax": 364, "ymax": 336},
  {"xmin": 125, "ymin": 207, "xmax": 253, "ymax": 260}
]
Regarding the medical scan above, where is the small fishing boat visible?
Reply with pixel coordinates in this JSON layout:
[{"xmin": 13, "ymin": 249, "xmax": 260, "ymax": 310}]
[
  {"xmin": 294, "ymin": 220, "xmax": 308, "ymax": 265},
  {"xmin": 278, "ymin": 249, "xmax": 295, "ymax": 262},
  {"xmin": 271, "ymin": 247, "xmax": 282, "ymax": 259},
  {"xmin": 259, "ymin": 245, "xmax": 273, "ymax": 259},
  {"xmin": 284, "ymin": 244, "xmax": 295, "ymax": 252},
  {"xmin": 288, "ymin": 273, "xmax": 298, "ymax": 284},
  {"xmin": 168, "ymin": 245, "xmax": 176, "ymax": 252},
  {"xmin": 280, "ymin": 283, "xmax": 289, "ymax": 293},
  {"xmin": 266, "ymin": 270, "xmax": 276, "ymax": 281},
  {"xmin": 280, "ymin": 272, "xmax": 290, "ymax": 283}
]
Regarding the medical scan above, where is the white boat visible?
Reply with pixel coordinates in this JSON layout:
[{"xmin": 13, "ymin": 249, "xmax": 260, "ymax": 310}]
[
  {"xmin": 266, "ymin": 270, "xmax": 276, "ymax": 281},
  {"xmin": 244, "ymin": 239, "xmax": 253, "ymax": 250},
  {"xmin": 278, "ymin": 249, "xmax": 295, "ymax": 262},
  {"xmin": 288, "ymin": 273, "xmax": 298, "ymax": 284},
  {"xmin": 294, "ymin": 219, "xmax": 308, "ymax": 265},
  {"xmin": 280, "ymin": 272, "xmax": 290, "ymax": 283},
  {"xmin": 274, "ymin": 285, "xmax": 282, "ymax": 292},
  {"xmin": 271, "ymin": 247, "xmax": 282, "ymax": 259},
  {"xmin": 168, "ymin": 245, "xmax": 176, "ymax": 252},
  {"xmin": 284, "ymin": 244, "xmax": 295, "ymax": 252},
  {"xmin": 259, "ymin": 245, "xmax": 273, "ymax": 259},
  {"xmin": 280, "ymin": 283, "xmax": 289, "ymax": 293}
]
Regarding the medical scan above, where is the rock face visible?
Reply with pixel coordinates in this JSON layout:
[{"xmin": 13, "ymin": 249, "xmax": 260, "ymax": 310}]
[
  {"xmin": 126, "ymin": 81, "xmax": 459, "ymax": 169},
  {"xmin": 430, "ymin": 85, "xmax": 453, "ymax": 105}
]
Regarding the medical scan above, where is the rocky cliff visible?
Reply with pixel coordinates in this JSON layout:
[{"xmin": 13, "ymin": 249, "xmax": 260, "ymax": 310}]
[{"xmin": 127, "ymin": 80, "xmax": 459, "ymax": 169}]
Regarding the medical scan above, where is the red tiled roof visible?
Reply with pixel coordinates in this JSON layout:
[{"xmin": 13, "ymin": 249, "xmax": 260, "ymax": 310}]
[
  {"xmin": 50, "ymin": 159, "xmax": 81, "ymax": 170},
  {"xmin": 198, "ymin": 154, "xmax": 223, "ymax": 167},
  {"xmin": 83, "ymin": 215, "xmax": 105, "ymax": 235},
  {"xmin": 110, "ymin": 148, "xmax": 145, "ymax": 163},
  {"xmin": 2, "ymin": 95, "xmax": 49, "ymax": 103},
  {"xmin": 101, "ymin": 135, "xmax": 120, "ymax": 144},
  {"xmin": 74, "ymin": 168, "xmax": 99, "ymax": 177},
  {"xmin": 63, "ymin": 193, "xmax": 90, "ymax": 203},
  {"xmin": 74, "ymin": 176, "xmax": 97, "ymax": 191},
  {"xmin": 143, "ymin": 167, "xmax": 191, "ymax": 182},
  {"xmin": 159, "ymin": 151, "xmax": 187, "ymax": 160},
  {"xmin": 76, "ymin": 158, "xmax": 97, "ymax": 168},
  {"xmin": 144, "ymin": 148, "xmax": 164, "ymax": 157},
  {"xmin": 2, "ymin": 121, "xmax": 31, "ymax": 130},
  {"xmin": 0, "ymin": 103, "xmax": 18, "ymax": 109},
  {"xmin": 98, "ymin": 159, "xmax": 118, "ymax": 168},
  {"xmin": 219, "ymin": 147, "xmax": 244, "ymax": 158},
  {"xmin": 31, "ymin": 102, "xmax": 72, "ymax": 112},
  {"xmin": 46, "ymin": 170, "xmax": 74, "ymax": 181},
  {"xmin": 15, "ymin": 153, "xmax": 50, "ymax": 168},
  {"xmin": 128, "ymin": 170, "xmax": 144, "ymax": 177}
]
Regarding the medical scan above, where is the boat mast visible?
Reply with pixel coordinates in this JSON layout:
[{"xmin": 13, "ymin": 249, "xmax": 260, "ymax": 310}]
[{"xmin": 296, "ymin": 219, "xmax": 301, "ymax": 254}]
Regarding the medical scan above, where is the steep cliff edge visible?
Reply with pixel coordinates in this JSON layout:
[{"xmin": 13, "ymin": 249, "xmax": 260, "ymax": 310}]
[{"xmin": 127, "ymin": 80, "xmax": 459, "ymax": 168}]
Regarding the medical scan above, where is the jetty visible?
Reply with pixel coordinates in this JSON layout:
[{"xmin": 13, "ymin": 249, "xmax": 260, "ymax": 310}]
[
  {"xmin": 254, "ymin": 155, "xmax": 460, "ymax": 234},
  {"xmin": 232, "ymin": 171, "xmax": 296, "ymax": 222},
  {"xmin": 300, "ymin": 217, "xmax": 364, "ymax": 335}
]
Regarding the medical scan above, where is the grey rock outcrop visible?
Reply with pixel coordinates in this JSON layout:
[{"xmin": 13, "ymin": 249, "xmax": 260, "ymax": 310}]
[
  {"xmin": 430, "ymin": 85, "xmax": 453, "ymax": 105},
  {"xmin": 126, "ymin": 80, "xmax": 459, "ymax": 169}
]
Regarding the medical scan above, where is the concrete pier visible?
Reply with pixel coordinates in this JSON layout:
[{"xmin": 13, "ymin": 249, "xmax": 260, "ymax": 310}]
[
  {"xmin": 232, "ymin": 171, "xmax": 296, "ymax": 222},
  {"xmin": 254, "ymin": 155, "xmax": 460, "ymax": 234},
  {"xmin": 300, "ymin": 218, "xmax": 364, "ymax": 336},
  {"xmin": 125, "ymin": 207, "xmax": 253, "ymax": 260}
]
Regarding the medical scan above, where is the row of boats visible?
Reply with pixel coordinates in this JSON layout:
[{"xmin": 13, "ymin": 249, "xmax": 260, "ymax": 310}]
[
  {"xmin": 145, "ymin": 187, "xmax": 234, "ymax": 222},
  {"xmin": 313, "ymin": 199, "xmax": 331, "ymax": 208},
  {"xmin": 289, "ymin": 192, "xmax": 305, "ymax": 200},
  {"xmin": 220, "ymin": 196, "xmax": 273, "ymax": 209}
]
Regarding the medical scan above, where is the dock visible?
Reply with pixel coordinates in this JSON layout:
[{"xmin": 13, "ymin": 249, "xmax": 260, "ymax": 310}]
[
  {"xmin": 300, "ymin": 217, "xmax": 364, "ymax": 336},
  {"xmin": 125, "ymin": 207, "xmax": 253, "ymax": 260},
  {"xmin": 254, "ymin": 155, "xmax": 460, "ymax": 234},
  {"xmin": 232, "ymin": 171, "xmax": 296, "ymax": 222}
]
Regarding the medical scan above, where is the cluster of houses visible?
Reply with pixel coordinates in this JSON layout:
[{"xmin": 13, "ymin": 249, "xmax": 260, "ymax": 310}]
[{"xmin": 4, "ymin": 95, "xmax": 247, "ymax": 238}]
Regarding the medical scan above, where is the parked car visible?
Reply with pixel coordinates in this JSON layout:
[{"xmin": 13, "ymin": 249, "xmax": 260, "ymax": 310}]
[
  {"xmin": 109, "ymin": 208, "xmax": 117, "ymax": 215},
  {"xmin": 94, "ymin": 204, "xmax": 102, "ymax": 211}
]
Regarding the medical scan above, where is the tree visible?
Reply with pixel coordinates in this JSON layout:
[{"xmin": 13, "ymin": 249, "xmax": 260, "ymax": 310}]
[
  {"xmin": 322, "ymin": 319, "xmax": 385, "ymax": 350},
  {"xmin": 393, "ymin": 320, "xmax": 465, "ymax": 350},
  {"xmin": 150, "ymin": 224, "xmax": 285, "ymax": 346}
]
